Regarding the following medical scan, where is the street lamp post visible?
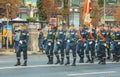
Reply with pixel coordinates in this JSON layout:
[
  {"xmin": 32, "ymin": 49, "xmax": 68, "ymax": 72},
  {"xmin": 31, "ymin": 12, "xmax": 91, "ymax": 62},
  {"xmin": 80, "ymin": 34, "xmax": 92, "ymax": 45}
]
[
  {"xmin": 69, "ymin": 8, "xmax": 74, "ymax": 24},
  {"xmin": 6, "ymin": 3, "xmax": 10, "ymax": 49},
  {"xmin": 69, "ymin": 7, "xmax": 80, "ymax": 28}
]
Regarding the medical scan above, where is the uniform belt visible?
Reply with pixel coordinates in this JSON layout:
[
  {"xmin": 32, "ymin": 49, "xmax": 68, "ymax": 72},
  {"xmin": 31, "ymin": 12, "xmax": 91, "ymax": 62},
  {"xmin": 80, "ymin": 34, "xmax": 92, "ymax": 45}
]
[
  {"xmin": 99, "ymin": 40, "xmax": 106, "ymax": 42},
  {"xmin": 20, "ymin": 40, "xmax": 25, "ymax": 42},
  {"xmin": 47, "ymin": 39, "xmax": 53, "ymax": 41},
  {"xmin": 78, "ymin": 39, "xmax": 86, "ymax": 41},
  {"xmin": 57, "ymin": 39, "xmax": 62, "ymax": 41},
  {"xmin": 88, "ymin": 39, "xmax": 94, "ymax": 40},
  {"xmin": 114, "ymin": 40, "xmax": 120, "ymax": 42}
]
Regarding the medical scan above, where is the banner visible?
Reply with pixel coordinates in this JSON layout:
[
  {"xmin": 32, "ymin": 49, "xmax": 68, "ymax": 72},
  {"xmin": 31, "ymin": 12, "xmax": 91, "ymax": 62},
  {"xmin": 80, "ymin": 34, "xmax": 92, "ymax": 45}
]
[
  {"xmin": 2, "ymin": 23, "xmax": 13, "ymax": 48},
  {"xmin": 83, "ymin": 0, "xmax": 92, "ymax": 26}
]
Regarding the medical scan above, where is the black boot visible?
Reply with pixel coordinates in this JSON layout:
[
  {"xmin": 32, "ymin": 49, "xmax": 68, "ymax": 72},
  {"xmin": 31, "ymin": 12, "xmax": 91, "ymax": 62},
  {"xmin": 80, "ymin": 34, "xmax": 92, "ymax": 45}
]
[
  {"xmin": 107, "ymin": 49, "xmax": 111, "ymax": 60},
  {"xmin": 60, "ymin": 58, "xmax": 64, "ymax": 65},
  {"xmin": 40, "ymin": 47, "xmax": 44, "ymax": 52},
  {"xmin": 55, "ymin": 56, "xmax": 60, "ymax": 64},
  {"xmin": 65, "ymin": 57, "xmax": 70, "ymax": 65},
  {"xmin": 98, "ymin": 60, "xmax": 102, "ymax": 64},
  {"xmin": 91, "ymin": 57, "xmax": 94, "ymax": 63},
  {"xmin": 47, "ymin": 56, "xmax": 51, "ymax": 64},
  {"xmin": 71, "ymin": 58, "xmax": 76, "ymax": 66},
  {"xmin": 14, "ymin": 59, "xmax": 21, "ymax": 66},
  {"xmin": 22, "ymin": 60, "xmax": 27, "ymax": 66},
  {"xmin": 86, "ymin": 56, "xmax": 91, "ymax": 63},
  {"xmin": 101, "ymin": 58, "xmax": 106, "ymax": 65},
  {"xmin": 107, "ymin": 56, "xmax": 110, "ymax": 60},
  {"xmin": 112, "ymin": 55, "xmax": 116, "ymax": 62},
  {"xmin": 49, "ymin": 57, "xmax": 53, "ymax": 64},
  {"xmin": 98, "ymin": 58, "xmax": 102, "ymax": 64},
  {"xmin": 79, "ymin": 57, "xmax": 84, "ymax": 63},
  {"xmin": 116, "ymin": 56, "xmax": 119, "ymax": 62}
]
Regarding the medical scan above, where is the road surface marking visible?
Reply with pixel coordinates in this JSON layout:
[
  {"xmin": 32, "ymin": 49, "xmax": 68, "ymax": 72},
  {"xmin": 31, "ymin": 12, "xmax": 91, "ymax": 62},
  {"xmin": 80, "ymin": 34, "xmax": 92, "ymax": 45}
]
[
  {"xmin": 0, "ymin": 61, "xmax": 15, "ymax": 63},
  {"xmin": 77, "ymin": 61, "xmax": 120, "ymax": 65},
  {"xmin": 0, "ymin": 61, "xmax": 119, "ymax": 70},
  {"xmin": 67, "ymin": 71, "xmax": 116, "ymax": 76},
  {"xmin": 0, "ymin": 64, "xmax": 63, "ymax": 70}
]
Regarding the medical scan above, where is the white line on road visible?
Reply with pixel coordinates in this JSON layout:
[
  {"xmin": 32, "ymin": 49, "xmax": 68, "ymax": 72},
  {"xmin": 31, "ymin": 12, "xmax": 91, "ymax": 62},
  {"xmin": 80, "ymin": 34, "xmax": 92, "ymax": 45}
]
[
  {"xmin": 0, "ymin": 61, "xmax": 14, "ymax": 63},
  {"xmin": 76, "ymin": 61, "xmax": 120, "ymax": 65},
  {"xmin": 0, "ymin": 64, "xmax": 63, "ymax": 70},
  {"xmin": 0, "ymin": 61, "xmax": 119, "ymax": 70},
  {"xmin": 67, "ymin": 71, "xmax": 117, "ymax": 76}
]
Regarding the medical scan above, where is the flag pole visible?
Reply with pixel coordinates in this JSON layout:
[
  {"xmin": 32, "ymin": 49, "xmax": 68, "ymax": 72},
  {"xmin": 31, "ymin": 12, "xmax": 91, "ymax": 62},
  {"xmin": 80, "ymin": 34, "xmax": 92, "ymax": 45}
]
[{"xmin": 104, "ymin": 0, "xmax": 106, "ymax": 26}]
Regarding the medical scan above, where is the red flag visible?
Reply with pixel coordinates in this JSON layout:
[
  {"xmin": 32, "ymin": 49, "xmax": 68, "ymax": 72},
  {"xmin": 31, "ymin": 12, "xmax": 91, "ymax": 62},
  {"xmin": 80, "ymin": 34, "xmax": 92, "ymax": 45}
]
[{"xmin": 83, "ymin": 0, "xmax": 92, "ymax": 26}]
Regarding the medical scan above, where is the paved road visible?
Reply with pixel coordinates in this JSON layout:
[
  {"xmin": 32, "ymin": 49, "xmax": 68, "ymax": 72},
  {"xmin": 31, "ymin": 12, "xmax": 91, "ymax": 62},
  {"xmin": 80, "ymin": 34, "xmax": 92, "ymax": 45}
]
[{"xmin": 0, "ymin": 54, "xmax": 120, "ymax": 77}]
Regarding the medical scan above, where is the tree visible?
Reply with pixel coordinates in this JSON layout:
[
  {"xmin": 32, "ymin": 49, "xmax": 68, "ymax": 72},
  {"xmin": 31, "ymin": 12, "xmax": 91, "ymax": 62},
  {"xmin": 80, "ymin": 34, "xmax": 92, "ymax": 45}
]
[
  {"xmin": 91, "ymin": 0, "xmax": 100, "ymax": 26},
  {"xmin": 98, "ymin": 0, "xmax": 104, "ymax": 7},
  {"xmin": 114, "ymin": 8, "xmax": 120, "ymax": 25},
  {"xmin": 60, "ymin": 0, "xmax": 69, "ymax": 15},
  {"xmin": 37, "ymin": 0, "xmax": 59, "ymax": 21},
  {"xmin": 0, "ymin": 0, "xmax": 20, "ymax": 18}
]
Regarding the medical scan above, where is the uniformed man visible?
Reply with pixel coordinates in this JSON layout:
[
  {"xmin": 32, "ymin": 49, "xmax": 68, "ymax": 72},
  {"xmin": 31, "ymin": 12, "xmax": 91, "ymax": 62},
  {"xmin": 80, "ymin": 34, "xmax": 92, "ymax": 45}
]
[
  {"xmin": 65, "ymin": 25, "xmax": 77, "ymax": 66},
  {"xmin": 14, "ymin": 24, "xmax": 29, "ymax": 66},
  {"xmin": 111, "ymin": 26, "xmax": 120, "ymax": 62},
  {"xmin": 54, "ymin": 25, "xmax": 65, "ymax": 64},
  {"xmin": 105, "ymin": 25, "xmax": 111, "ymax": 60},
  {"xmin": 109, "ymin": 26, "xmax": 116, "ymax": 62},
  {"xmin": 85, "ymin": 24, "xmax": 96, "ymax": 63},
  {"xmin": 45, "ymin": 24, "xmax": 55, "ymax": 64},
  {"xmin": 77, "ymin": 25, "xmax": 87, "ymax": 63},
  {"xmin": 38, "ymin": 28, "xmax": 44, "ymax": 52},
  {"xmin": 14, "ymin": 30, "xmax": 20, "ymax": 53},
  {"xmin": 96, "ymin": 24, "xmax": 107, "ymax": 64},
  {"xmin": 63, "ymin": 30, "xmax": 67, "ymax": 52}
]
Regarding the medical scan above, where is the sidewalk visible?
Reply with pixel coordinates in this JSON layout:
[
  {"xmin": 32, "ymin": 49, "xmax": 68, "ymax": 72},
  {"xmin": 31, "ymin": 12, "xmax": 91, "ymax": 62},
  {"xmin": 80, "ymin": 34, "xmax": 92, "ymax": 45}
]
[{"xmin": 0, "ymin": 49, "xmax": 44, "ymax": 56}]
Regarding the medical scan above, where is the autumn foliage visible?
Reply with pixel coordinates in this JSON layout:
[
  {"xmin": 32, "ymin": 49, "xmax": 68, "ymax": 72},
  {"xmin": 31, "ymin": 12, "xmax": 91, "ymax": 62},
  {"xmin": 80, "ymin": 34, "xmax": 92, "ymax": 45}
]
[
  {"xmin": 114, "ymin": 8, "xmax": 120, "ymax": 25},
  {"xmin": 0, "ymin": 0, "xmax": 20, "ymax": 18},
  {"xmin": 37, "ymin": 0, "xmax": 60, "ymax": 21}
]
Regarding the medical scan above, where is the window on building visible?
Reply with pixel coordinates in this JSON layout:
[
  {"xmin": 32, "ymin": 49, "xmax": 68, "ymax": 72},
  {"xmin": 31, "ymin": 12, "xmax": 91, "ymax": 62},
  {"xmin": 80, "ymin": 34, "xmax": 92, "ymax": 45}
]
[
  {"xmin": 19, "ymin": 13, "xmax": 27, "ymax": 20},
  {"xmin": 20, "ymin": 5, "xmax": 26, "ymax": 8},
  {"xmin": 70, "ymin": 0, "xmax": 80, "ymax": 7},
  {"xmin": 108, "ymin": 0, "xmax": 117, "ymax": 4}
]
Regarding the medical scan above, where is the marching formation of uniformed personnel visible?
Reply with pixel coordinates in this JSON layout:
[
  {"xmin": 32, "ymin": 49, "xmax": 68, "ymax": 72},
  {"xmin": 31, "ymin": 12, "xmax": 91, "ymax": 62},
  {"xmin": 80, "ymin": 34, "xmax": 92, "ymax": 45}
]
[
  {"xmin": 14, "ymin": 24, "xmax": 29, "ymax": 66},
  {"xmin": 41, "ymin": 24, "xmax": 120, "ymax": 66},
  {"xmin": 14, "ymin": 23, "xmax": 120, "ymax": 66}
]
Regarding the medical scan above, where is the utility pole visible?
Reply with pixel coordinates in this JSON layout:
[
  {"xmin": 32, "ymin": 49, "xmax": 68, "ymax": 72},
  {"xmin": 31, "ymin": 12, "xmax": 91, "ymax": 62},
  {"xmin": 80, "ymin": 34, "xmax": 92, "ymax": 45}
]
[{"xmin": 104, "ymin": 0, "xmax": 106, "ymax": 26}]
